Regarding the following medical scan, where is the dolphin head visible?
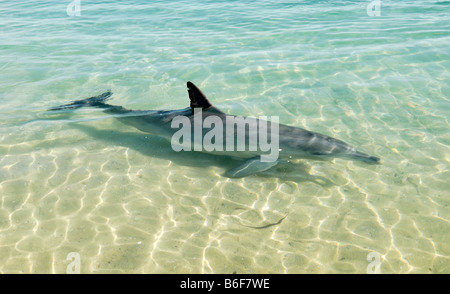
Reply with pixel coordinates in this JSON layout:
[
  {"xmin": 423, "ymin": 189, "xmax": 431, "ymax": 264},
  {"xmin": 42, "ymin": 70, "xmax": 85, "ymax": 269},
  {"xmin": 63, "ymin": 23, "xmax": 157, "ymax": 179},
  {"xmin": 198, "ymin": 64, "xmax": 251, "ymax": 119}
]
[{"xmin": 279, "ymin": 128, "xmax": 380, "ymax": 164}]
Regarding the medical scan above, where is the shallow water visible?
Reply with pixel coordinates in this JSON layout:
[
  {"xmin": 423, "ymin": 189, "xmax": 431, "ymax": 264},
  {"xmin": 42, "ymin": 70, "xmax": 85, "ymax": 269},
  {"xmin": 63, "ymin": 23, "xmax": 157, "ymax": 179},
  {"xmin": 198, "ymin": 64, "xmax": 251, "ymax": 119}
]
[{"xmin": 0, "ymin": 0, "xmax": 449, "ymax": 273}]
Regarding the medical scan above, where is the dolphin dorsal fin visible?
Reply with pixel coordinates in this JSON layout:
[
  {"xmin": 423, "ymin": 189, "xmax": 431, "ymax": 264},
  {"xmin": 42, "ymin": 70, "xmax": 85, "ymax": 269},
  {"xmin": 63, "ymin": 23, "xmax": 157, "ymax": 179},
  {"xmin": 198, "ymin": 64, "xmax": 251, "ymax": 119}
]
[{"xmin": 187, "ymin": 81, "xmax": 212, "ymax": 109}]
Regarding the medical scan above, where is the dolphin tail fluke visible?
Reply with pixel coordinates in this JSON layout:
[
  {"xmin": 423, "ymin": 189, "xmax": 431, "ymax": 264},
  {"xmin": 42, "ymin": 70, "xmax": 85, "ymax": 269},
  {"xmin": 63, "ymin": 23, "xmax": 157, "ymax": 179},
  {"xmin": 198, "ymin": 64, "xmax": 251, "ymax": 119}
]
[
  {"xmin": 351, "ymin": 151, "xmax": 380, "ymax": 164},
  {"xmin": 49, "ymin": 90, "xmax": 113, "ymax": 111}
]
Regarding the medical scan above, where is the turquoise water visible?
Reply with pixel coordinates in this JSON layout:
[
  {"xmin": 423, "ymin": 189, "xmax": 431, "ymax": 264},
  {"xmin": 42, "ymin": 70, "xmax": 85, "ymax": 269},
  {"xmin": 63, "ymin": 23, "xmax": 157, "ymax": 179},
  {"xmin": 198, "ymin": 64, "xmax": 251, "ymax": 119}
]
[{"xmin": 0, "ymin": 0, "xmax": 449, "ymax": 273}]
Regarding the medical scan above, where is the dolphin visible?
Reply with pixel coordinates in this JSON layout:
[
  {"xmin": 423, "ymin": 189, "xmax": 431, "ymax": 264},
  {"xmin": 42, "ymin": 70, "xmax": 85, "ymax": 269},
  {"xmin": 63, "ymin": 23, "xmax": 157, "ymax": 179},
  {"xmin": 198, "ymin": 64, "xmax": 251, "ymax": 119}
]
[{"xmin": 49, "ymin": 81, "xmax": 380, "ymax": 178}]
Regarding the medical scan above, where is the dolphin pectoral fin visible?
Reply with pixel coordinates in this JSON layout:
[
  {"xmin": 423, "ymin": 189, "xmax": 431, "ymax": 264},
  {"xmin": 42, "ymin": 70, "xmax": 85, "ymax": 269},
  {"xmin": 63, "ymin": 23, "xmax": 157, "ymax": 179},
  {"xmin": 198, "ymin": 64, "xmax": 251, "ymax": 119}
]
[{"xmin": 224, "ymin": 157, "xmax": 279, "ymax": 178}]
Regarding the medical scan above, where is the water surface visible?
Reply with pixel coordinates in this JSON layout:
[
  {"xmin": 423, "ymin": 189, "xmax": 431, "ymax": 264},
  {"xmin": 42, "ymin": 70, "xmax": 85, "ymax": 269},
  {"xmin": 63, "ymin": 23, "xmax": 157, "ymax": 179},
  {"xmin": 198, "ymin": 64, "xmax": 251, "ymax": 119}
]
[{"xmin": 0, "ymin": 0, "xmax": 449, "ymax": 273}]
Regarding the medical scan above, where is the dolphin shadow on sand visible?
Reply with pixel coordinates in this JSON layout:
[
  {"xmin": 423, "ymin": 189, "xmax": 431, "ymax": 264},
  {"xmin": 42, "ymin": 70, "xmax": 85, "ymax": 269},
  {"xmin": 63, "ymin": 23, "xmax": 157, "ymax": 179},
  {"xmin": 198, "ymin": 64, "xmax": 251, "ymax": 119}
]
[{"xmin": 68, "ymin": 123, "xmax": 335, "ymax": 186}]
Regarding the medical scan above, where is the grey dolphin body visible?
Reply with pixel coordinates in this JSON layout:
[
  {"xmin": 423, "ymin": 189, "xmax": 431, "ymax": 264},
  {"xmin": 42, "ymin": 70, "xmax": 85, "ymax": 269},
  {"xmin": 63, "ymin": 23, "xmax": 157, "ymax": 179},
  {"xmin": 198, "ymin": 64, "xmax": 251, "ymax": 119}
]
[{"xmin": 50, "ymin": 82, "xmax": 380, "ymax": 178}]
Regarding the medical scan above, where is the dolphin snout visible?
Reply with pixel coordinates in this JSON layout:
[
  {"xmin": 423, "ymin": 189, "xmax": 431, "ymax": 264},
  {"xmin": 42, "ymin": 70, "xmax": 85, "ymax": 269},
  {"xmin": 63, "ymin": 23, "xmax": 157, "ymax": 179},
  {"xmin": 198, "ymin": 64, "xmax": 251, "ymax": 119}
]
[{"xmin": 352, "ymin": 151, "xmax": 381, "ymax": 164}]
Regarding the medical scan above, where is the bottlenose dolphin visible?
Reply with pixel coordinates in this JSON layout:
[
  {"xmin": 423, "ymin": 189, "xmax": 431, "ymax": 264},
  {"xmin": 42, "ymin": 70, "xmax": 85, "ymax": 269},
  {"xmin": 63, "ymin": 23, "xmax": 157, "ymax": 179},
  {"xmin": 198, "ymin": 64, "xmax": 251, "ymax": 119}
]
[{"xmin": 50, "ymin": 82, "xmax": 380, "ymax": 178}]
